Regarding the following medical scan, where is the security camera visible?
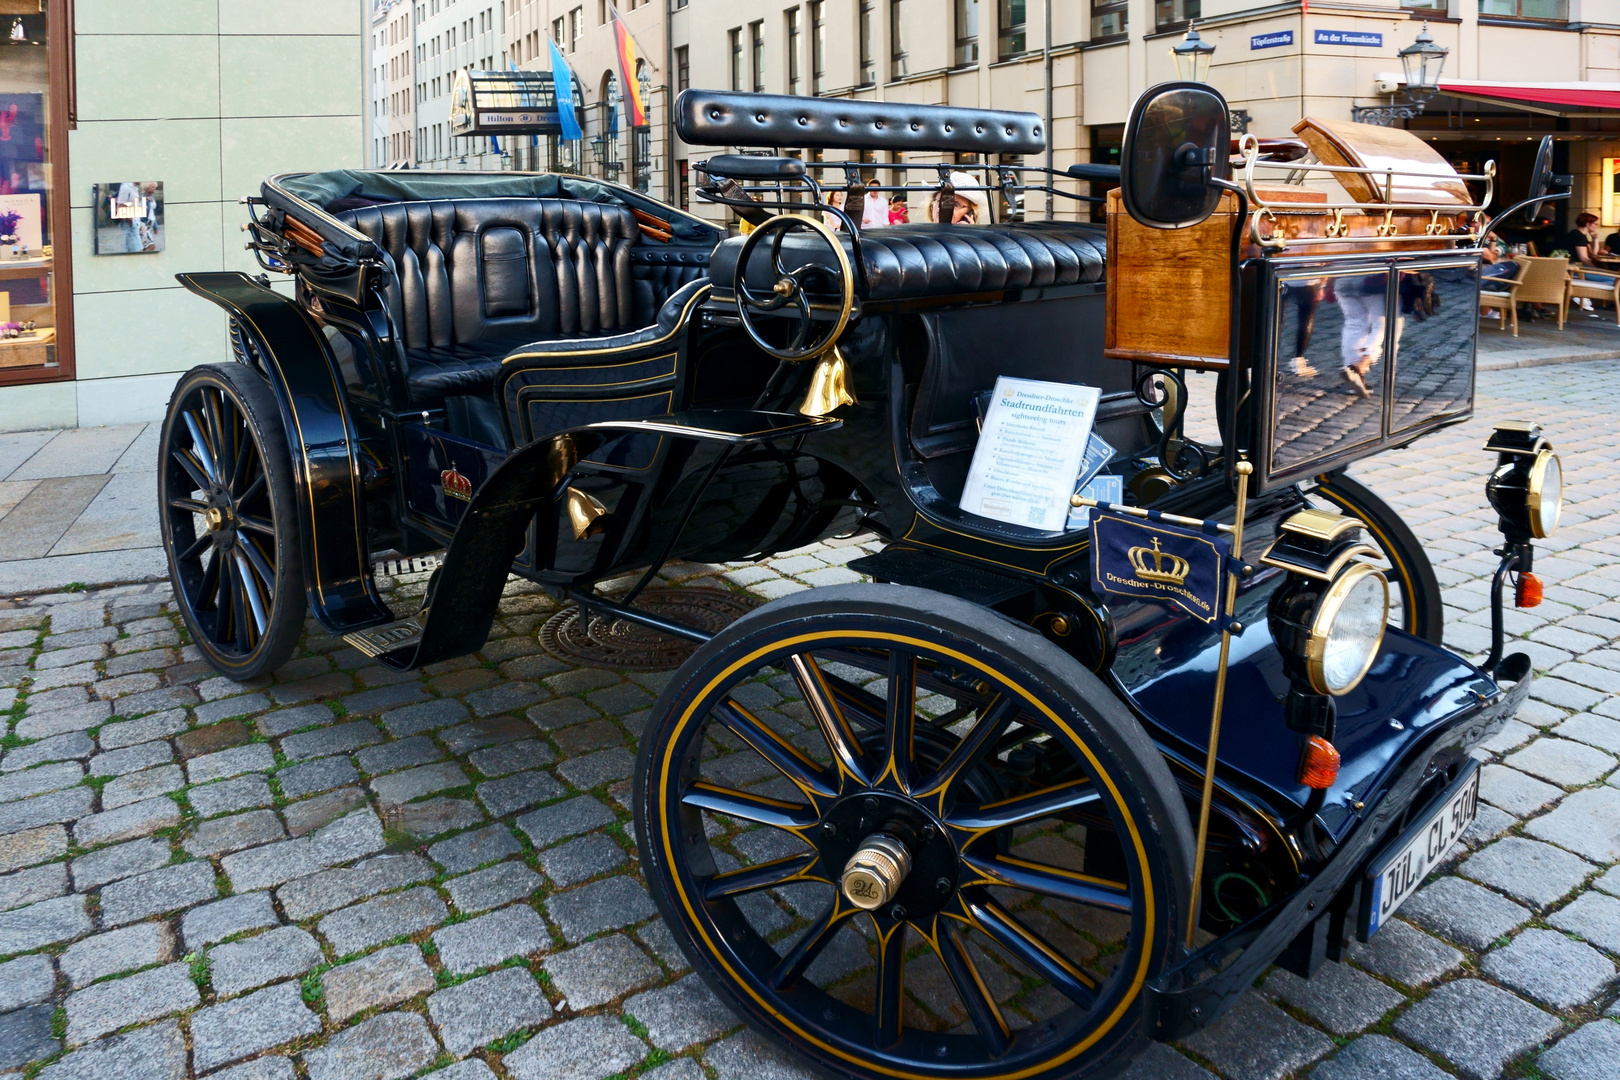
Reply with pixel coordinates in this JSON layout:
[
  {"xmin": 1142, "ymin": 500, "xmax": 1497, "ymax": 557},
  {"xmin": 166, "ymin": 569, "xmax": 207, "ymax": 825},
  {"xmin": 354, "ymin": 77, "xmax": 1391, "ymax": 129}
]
[{"xmin": 1374, "ymin": 73, "xmax": 1403, "ymax": 95}]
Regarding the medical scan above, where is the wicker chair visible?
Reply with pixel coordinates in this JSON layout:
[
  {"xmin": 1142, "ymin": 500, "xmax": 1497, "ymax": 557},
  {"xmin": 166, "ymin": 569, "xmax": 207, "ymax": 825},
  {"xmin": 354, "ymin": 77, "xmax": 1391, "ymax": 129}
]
[
  {"xmin": 1479, "ymin": 273, "xmax": 1521, "ymax": 335},
  {"xmin": 1508, "ymin": 256, "xmax": 1571, "ymax": 330},
  {"xmin": 1567, "ymin": 266, "xmax": 1620, "ymax": 324}
]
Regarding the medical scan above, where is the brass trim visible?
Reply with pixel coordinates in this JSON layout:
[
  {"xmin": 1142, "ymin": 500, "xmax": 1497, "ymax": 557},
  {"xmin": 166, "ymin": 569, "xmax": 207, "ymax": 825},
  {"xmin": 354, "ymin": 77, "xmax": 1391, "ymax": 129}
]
[
  {"xmin": 739, "ymin": 212, "xmax": 854, "ymax": 362},
  {"xmin": 1277, "ymin": 508, "xmax": 1361, "ymax": 542},
  {"xmin": 1260, "ymin": 542, "xmax": 1382, "ymax": 583},
  {"xmin": 797, "ymin": 345, "xmax": 858, "ymax": 416},
  {"xmin": 839, "ymin": 833, "xmax": 912, "ymax": 911},
  {"xmin": 1526, "ymin": 447, "xmax": 1561, "ymax": 539},
  {"xmin": 1305, "ymin": 562, "xmax": 1390, "ymax": 696},
  {"xmin": 565, "ymin": 487, "xmax": 611, "ymax": 540}
]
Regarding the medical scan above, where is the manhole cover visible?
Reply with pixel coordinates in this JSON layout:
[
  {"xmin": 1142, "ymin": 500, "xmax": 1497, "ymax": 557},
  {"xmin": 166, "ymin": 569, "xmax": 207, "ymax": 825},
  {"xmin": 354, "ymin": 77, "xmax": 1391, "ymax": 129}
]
[{"xmin": 539, "ymin": 588, "xmax": 760, "ymax": 671}]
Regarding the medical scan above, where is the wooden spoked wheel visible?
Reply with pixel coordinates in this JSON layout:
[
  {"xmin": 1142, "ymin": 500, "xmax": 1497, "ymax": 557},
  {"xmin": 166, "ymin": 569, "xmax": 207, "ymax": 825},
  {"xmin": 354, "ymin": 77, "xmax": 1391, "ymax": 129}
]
[
  {"xmin": 160, "ymin": 363, "xmax": 305, "ymax": 679},
  {"xmin": 635, "ymin": 585, "xmax": 1194, "ymax": 1080},
  {"xmin": 1311, "ymin": 473, "xmax": 1444, "ymax": 645}
]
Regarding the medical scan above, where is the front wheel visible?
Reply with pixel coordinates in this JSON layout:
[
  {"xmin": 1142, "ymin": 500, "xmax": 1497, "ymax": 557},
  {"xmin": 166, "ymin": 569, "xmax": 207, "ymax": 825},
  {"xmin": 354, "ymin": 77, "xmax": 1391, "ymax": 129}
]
[
  {"xmin": 159, "ymin": 363, "xmax": 306, "ymax": 679},
  {"xmin": 1311, "ymin": 472, "xmax": 1444, "ymax": 644},
  {"xmin": 634, "ymin": 584, "xmax": 1194, "ymax": 1080}
]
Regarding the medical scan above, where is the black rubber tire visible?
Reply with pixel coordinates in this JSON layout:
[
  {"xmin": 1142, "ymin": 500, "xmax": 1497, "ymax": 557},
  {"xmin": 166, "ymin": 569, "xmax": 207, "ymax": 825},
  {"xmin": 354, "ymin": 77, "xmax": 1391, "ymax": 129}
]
[
  {"xmin": 634, "ymin": 583, "xmax": 1195, "ymax": 1080},
  {"xmin": 160, "ymin": 363, "xmax": 306, "ymax": 680},
  {"xmin": 1313, "ymin": 473, "xmax": 1445, "ymax": 645}
]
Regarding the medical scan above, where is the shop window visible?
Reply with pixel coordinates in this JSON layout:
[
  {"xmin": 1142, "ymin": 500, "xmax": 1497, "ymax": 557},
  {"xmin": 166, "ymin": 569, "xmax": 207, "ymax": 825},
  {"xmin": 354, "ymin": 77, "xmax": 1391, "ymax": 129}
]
[
  {"xmin": 1480, "ymin": 0, "xmax": 1566, "ymax": 16},
  {"xmin": 0, "ymin": 2, "xmax": 70, "ymax": 387},
  {"xmin": 1092, "ymin": 0, "xmax": 1127, "ymax": 38},
  {"xmin": 998, "ymin": 0, "xmax": 1026, "ymax": 59},
  {"xmin": 956, "ymin": 0, "xmax": 979, "ymax": 66}
]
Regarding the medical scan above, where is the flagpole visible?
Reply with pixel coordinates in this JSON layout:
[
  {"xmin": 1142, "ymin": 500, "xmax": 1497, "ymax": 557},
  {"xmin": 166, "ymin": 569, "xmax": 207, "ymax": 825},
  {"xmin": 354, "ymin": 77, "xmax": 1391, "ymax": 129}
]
[{"xmin": 1184, "ymin": 459, "xmax": 1252, "ymax": 948}]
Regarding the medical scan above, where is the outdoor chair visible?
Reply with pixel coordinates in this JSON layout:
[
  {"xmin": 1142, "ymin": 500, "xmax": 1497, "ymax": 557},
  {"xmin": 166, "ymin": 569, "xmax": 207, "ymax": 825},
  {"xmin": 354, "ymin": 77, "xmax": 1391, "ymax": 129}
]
[
  {"xmin": 1567, "ymin": 266, "xmax": 1620, "ymax": 325},
  {"xmin": 1509, "ymin": 255, "xmax": 1570, "ymax": 330},
  {"xmin": 1479, "ymin": 272, "xmax": 1521, "ymax": 336}
]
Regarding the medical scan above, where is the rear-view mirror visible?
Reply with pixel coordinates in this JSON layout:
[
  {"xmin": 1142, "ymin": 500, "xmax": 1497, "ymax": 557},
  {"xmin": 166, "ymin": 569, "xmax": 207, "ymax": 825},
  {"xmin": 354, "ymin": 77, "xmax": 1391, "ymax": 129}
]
[
  {"xmin": 1120, "ymin": 82, "xmax": 1232, "ymax": 230},
  {"xmin": 1525, "ymin": 135, "xmax": 1554, "ymax": 223}
]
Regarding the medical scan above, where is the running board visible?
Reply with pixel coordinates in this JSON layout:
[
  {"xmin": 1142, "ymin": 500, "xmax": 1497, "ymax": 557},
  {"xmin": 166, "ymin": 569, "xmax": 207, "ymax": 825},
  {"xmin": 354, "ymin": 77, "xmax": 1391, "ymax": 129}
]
[{"xmin": 344, "ymin": 616, "xmax": 425, "ymax": 659}]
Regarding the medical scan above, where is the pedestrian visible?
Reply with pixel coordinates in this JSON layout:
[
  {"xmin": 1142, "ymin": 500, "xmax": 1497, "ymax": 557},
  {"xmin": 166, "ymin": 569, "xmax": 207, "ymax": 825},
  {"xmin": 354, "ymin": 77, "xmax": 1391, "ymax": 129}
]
[
  {"xmin": 1337, "ymin": 273, "xmax": 1386, "ymax": 398},
  {"xmin": 888, "ymin": 194, "xmax": 910, "ymax": 224}
]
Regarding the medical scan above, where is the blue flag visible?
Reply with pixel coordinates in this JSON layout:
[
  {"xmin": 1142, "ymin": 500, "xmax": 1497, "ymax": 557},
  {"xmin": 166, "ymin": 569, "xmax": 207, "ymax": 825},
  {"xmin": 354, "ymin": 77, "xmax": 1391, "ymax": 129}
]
[
  {"xmin": 1089, "ymin": 508, "xmax": 1230, "ymax": 625},
  {"xmin": 548, "ymin": 38, "xmax": 582, "ymax": 142}
]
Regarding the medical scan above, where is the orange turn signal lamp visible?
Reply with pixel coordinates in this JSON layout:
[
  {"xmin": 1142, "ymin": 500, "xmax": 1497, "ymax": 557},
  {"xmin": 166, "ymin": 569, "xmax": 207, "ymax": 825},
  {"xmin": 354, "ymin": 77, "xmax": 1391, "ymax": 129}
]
[
  {"xmin": 1515, "ymin": 572, "xmax": 1544, "ymax": 609},
  {"xmin": 1299, "ymin": 736, "xmax": 1342, "ymax": 790}
]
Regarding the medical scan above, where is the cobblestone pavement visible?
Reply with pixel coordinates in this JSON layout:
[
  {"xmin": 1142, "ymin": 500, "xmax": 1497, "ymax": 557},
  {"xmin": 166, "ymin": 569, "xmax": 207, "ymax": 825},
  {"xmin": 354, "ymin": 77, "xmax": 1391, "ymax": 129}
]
[{"xmin": 0, "ymin": 360, "xmax": 1616, "ymax": 1080}]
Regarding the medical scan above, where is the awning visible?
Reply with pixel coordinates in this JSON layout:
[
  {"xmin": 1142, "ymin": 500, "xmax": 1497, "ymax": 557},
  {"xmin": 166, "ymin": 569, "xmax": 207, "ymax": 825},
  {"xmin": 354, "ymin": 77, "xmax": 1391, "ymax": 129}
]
[
  {"xmin": 1436, "ymin": 80, "xmax": 1620, "ymax": 117},
  {"xmin": 448, "ymin": 70, "xmax": 572, "ymax": 135}
]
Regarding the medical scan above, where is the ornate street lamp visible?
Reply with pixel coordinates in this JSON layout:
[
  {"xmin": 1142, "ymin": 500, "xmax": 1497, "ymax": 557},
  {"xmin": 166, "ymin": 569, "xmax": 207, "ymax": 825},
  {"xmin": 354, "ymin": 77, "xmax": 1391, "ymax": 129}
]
[
  {"xmin": 1171, "ymin": 23, "xmax": 1216, "ymax": 84},
  {"xmin": 1353, "ymin": 22, "xmax": 1448, "ymax": 126}
]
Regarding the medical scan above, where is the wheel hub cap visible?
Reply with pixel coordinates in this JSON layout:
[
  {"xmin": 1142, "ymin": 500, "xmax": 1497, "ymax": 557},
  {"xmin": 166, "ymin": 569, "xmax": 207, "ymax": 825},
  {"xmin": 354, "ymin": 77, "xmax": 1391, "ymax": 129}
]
[
  {"xmin": 203, "ymin": 506, "xmax": 226, "ymax": 532},
  {"xmin": 840, "ymin": 833, "xmax": 912, "ymax": 910}
]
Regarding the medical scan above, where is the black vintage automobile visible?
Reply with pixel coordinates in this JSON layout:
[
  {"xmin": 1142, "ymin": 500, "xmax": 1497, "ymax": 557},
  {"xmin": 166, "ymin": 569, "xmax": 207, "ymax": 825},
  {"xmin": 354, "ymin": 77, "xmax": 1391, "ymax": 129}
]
[{"xmin": 164, "ymin": 84, "xmax": 1559, "ymax": 1080}]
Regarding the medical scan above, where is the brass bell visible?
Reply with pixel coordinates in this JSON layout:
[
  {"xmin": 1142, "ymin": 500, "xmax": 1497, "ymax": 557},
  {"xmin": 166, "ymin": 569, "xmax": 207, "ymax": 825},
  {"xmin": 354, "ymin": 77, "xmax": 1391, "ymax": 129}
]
[
  {"xmin": 798, "ymin": 345, "xmax": 858, "ymax": 417},
  {"xmin": 565, "ymin": 487, "xmax": 610, "ymax": 540}
]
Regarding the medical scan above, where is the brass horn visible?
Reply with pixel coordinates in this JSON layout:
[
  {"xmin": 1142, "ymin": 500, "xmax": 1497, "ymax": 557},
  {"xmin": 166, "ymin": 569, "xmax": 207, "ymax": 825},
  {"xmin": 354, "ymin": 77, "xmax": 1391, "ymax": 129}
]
[
  {"xmin": 798, "ymin": 344, "xmax": 858, "ymax": 417},
  {"xmin": 566, "ymin": 487, "xmax": 610, "ymax": 540}
]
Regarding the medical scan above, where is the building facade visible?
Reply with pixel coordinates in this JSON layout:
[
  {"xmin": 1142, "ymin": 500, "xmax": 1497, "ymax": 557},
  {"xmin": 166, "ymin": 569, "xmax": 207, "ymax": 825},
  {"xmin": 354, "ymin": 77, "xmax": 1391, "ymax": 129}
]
[
  {"xmin": 377, "ymin": 0, "xmax": 417, "ymax": 166},
  {"xmin": 0, "ymin": 1, "xmax": 367, "ymax": 433},
  {"xmin": 414, "ymin": 0, "xmax": 509, "ymax": 171}
]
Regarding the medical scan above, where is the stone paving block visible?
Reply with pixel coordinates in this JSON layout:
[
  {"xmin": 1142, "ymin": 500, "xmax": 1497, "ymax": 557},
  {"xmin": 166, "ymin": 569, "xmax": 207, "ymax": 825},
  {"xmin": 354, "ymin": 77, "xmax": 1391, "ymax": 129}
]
[
  {"xmin": 0, "ymin": 1003, "xmax": 57, "ymax": 1070},
  {"xmin": 33, "ymin": 1019, "xmax": 184, "ymax": 1080},
  {"xmin": 626, "ymin": 973, "xmax": 738, "ymax": 1050},
  {"xmin": 255, "ymin": 704, "xmax": 336, "ymax": 738},
  {"xmin": 1308, "ymin": 1035, "xmax": 1453, "ymax": 1080},
  {"xmin": 1525, "ymin": 786, "xmax": 1620, "ymax": 863},
  {"xmin": 427, "ymin": 823, "xmax": 520, "ymax": 874},
  {"xmin": 526, "ymin": 697, "xmax": 600, "ymax": 731},
  {"xmin": 467, "ymin": 738, "xmax": 553, "ymax": 777},
  {"xmin": 1344, "ymin": 918, "xmax": 1464, "ymax": 987},
  {"xmin": 110, "ymin": 686, "xmax": 199, "ymax": 718},
  {"xmin": 503, "ymin": 1013, "xmax": 647, "ymax": 1080},
  {"xmin": 210, "ymin": 925, "xmax": 324, "ymax": 997},
  {"xmin": 221, "ymin": 807, "xmax": 385, "ymax": 892},
  {"xmin": 556, "ymin": 746, "xmax": 635, "ymax": 790},
  {"xmin": 100, "ymin": 764, "xmax": 185, "ymax": 810},
  {"xmin": 370, "ymin": 761, "xmax": 468, "ymax": 805},
  {"xmin": 1459, "ymin": 836, "xmax": 1595, "ymax": 907},
  {"xmin": 173, "ymin": 719, "xmax": 252, "ymax": 759},
  {"xmin": 393, "ymin": 796, "xmax": 483, "ymax": 838},
  {"xmin": 1111, "ymin": 1043, "xmax": 1218, "ymax": 1080},
  {"xmin": 0, "ymin": 823, "xmax": 66, "ymax": 873},
  {"xmin": 0, "ymin": 893, "xmax": 90, "ymax": 953},
  {"xmin": 284, "ymin": 787, "xmax": 366, "ymax": 837},
  {"xmin": 71, "ymin": 794, "xmax": 178, "ymax": 848},
  {"xmin": 277, "ymin": 852, "xmax": 434, "ymax": 922},
  {"xmin": 1549, "ymin": 890, "xmax": 1620, "ymax": 955},
  {"xmin": 421, "ymin": 1061, "xmax": 497, "ymax": 1080},
  {"xmin": 318, "ymin": 886, "xmax": 448, "ymax": 957},
  {"xmin": 476, "ymin": 768, "xmax": 566, "ymax": 818},
  {"xmin": 440, "ymin": 716, "xmax": 541, "ymax": 756},
  {"xmin": 63, "ymin": 962, "xmax": 199, "ymax": 1045},
  {"xmin": 1403, "ymin": 874, "xmax": 1532, "ymax": 948},
  {"xmin": 268, "ymin": 673, "xmax": 352, "ymax": 706},
  {"xmin": 190, "ymin": 773, "xmax": 274, "ymax": 818},
  {"xmin": 302, "ymin": 1010, "xmax": 440, "ymax": 1080},
  {"xmin": 538, "ymin": 832, "xmax": 627, "ymax": 887},
  {"xmin": 0, "ymin": 784, "xmax": 94, "ymax": 835},
  {"xmin": 1505, "ymin": 736, "xmax": 1618, "ymax": 787},
  {"xmin": 547, "ymin": 874, "xmax": 656, "ymax": 943},
  {"xmin": 446, "ymin": 860, "xmax": 542, "ymax": 915},
  {"xmin": 0, "ymin": 859, "xmax": 66, "ymax": 910},
  {"xmin": 1, "ymin": 732, "xmax": 95, "ymax": 772},
  {"xmin": 95, "ymin": 709, "xmax": 187, "ymax": 750},
  {"xmin": 193, "ymin": 692, "xmax": 272, "ymax": 726},
  {"xmin": 1537, "ymin": 1019, "xmax": 1620, "ymax": 1080},
  {"xmin": 88, "ymin": 740, "xmax": 172, "ymax": 778},
  {"xmin": 354, "ymin": 736, "xmax": 442, "ymax": 778},
  {"xmin": 551, "ymin": 719, "xmax": 624, "ymax": 758},
  {"xmin": 431, "ymin": 901, "xmax": 550, "ymax": 973},
  {"xmin": 16, "ymin": 701, "xmax": 110, "ymax": 740},
  {"xmin": 636, "ymin": 918, "xmax": 689, "ymax": 973},
  {"xmin": 642, "ymin": 1061, "xmax": 706, "ymax": 1080},
  {"xmin": 191, "ymin": 982, "xmax": 324, "ymax": 1073},
  {"xmin": 0, "ymin": 953, "xmax": 56, "ymax": 1012},
  {"xmin": 203, "ymin": 1058, "xmax": 295, "ymax": 1080},
  {"xmin": 464, "ymin": 681, "xmax": 546, "ymax": 717},
  {"xmin": 321, "ymin": 943, "xmax": 436, "ymax": 1024},
  {"xmin": 1179, "ymin": 992, "xmax": 1335, "ymax": 1080},
  {"xmin": 0, "ymin": 760, "xmax": 83, "ymax": 803},
  {"xmin": 1394, "ymin": 978, "xmax": 1561, "ymax": 1080},
  {"xmin": 1262, "ymin": 960, "xmax": 1406, "ymax": 1035},
  {"xmin": 181, "ymin": 891, "xmax": 280, "ymax": 950},
  {"xmin": 183, "ymin": 808, "xmax": 285, "ymax": 858},
  {"xmin": 542, "ymin": 934, "xmax": 662, "ymax": 1011},
  {"xmin": 281, "ymin": 720, "xmax": 382, "ymax": 762},
  {"xmin": 1462, "ymin": 801, "xmax": 1517, "ymax": 846},
  {"xmin": 187, "ymin": 743, "xmax": 276, "ymax": 785},
  {"xmin": 1482, "ymin": 928, "xmax": 1616, "ymax": 1009},
  {"xmin": 338, "ymin": 682, "xmax": 430, "ymax": 717},
  {"xmin": 427, "ymin": 966, "xmax": 552, "ymax": 1055},
  {"xmin": 516, "ymin": 794, "xmax": 615, "ymax": 849},
  {"xmin": 277, "ymin": 755, "xmax": 359, "ymax": 799},
  {"xmin": 60, "ymin": 922, "xmax": 174, "ymax": 988},
  {"xmin": 100, "ymin": 860, "xmax": 218, "ymax": 926},
  {"xmin": 381, "ymin": 698, "xmax": 469, "ymax": 737},
  {"xmin": 1553, "ymin": 712, "xmax": 1620, "ymax": 754},
  {"xmin": 1530, "ymin": 676, "xmax": 1605, "ymax": 712},
  {"xmin": 703, "ymin": 1028, "xmax": 825, "ymax": 1080}
]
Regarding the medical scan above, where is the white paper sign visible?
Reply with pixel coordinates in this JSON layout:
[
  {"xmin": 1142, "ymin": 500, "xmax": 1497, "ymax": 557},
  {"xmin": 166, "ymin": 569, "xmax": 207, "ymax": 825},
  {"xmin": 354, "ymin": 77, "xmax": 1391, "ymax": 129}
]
[{"xmin": 959, "ymin": 376, "xmax": 1100, "ymax": 531}]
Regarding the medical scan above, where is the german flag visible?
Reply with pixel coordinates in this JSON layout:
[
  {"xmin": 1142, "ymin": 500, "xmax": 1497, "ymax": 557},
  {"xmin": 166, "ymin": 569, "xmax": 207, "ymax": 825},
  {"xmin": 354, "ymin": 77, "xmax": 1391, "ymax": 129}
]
[{"xmin": 610, "ymin": 5, "xmax": 647, "ymax": 128}]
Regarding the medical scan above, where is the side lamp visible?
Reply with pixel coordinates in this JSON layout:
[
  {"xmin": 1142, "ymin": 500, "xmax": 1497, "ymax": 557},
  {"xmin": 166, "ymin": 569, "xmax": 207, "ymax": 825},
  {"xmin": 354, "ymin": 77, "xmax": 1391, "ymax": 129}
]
[{"xmin": 1480, "ymin": 422, "xmax": 1563, "ymax": 679}]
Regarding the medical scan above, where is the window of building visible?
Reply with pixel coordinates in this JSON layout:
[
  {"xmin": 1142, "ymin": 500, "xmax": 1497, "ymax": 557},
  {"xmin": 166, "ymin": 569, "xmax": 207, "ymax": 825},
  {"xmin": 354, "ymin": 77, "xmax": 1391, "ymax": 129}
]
[
  {"xmin": 676, "ymin": 45, "xmax": 689, "ymax": 93},
  {"xmin": 810, "ymin": 1, "xmax": 826, "ymax": 93},
  {"xmin": 1088, "ymin": 123, "xmax": 1123, "ymax": 222},
  {"xmin": 751, "ymin": 20, "xmax": 765, "ymax": 92},
  {"xmin": 678, "ymin": 159, "xmax": 690, "ymax": 209},
  {"xmin": 730, "ymin": 28, "xmax": 743, "ymax": 90},
  {"xmin": 998, "ymin": 0, "xmax": 1026, "ymax": 57},
  {"xmin": 787, "ymin": 9, "xmax": 801, "ymax": 93},
  {"xmin": 891, "ymin": 0, "xmax": 907, "ymax": 79},
  {"xmin": 1091, "ymin": 0, "xmax": 1127, "ymax": 37},
  {"xmin": 598, "ymin": 0, "xmax": 606, "ymax": 24},
  {"xmin": 1480, "ymin": 0, "xmax": 1565, "ymax": 15},
  {"xmin": 569, "ymin": 6, "xmax": 582, "ymax": 50},
  {"xmin": 553, "ymin": 16, "xmax": 564, "ymax": 42},
  {"xmin": 1154, "ymin": 0, "xmax": 1198, "ymax": 31},
  {"xmin": 859, "ymin": 1, "xmax": 875, "ymax": 85},
  {"xmin": 955, "ymin": 0, "xmax": 979, "ymax": 65}
]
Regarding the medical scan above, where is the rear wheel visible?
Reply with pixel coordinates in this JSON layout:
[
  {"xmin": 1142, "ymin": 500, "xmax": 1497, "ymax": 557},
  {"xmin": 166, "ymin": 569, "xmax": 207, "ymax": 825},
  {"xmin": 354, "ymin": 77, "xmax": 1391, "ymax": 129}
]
[
  {"xmin": 159, "ymin": 364, "xmax": 305, "ymax": 679},
  {"xmin": 1311, "ymin": 473, "xmax": 1443, "ymax": 644},
  {"xmin": 635, "ymin": 584, "xmax": 1194, "ymax": 1080}
]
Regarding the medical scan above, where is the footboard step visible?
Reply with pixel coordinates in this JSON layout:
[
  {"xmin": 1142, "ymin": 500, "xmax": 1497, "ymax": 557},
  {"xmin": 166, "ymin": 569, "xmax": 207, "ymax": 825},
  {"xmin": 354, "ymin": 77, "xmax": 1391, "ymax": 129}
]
[{"xmin": 344, "ymin": 618, "xmax": 425, "ymax": 658}]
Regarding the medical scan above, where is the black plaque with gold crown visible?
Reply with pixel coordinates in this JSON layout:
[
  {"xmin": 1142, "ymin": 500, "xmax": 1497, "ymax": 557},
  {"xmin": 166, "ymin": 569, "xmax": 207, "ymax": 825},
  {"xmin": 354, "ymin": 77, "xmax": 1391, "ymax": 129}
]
[{"xmin": 1088, "ymin": 508, "xmax": 1231, "ymax": 625}]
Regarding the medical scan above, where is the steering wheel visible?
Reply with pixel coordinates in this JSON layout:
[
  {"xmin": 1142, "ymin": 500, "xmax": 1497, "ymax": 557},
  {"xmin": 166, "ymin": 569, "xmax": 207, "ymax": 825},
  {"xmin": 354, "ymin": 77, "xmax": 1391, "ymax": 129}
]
[{"xmin": 733, "ymin": 213, "xmax": 854, "ymax": 362}]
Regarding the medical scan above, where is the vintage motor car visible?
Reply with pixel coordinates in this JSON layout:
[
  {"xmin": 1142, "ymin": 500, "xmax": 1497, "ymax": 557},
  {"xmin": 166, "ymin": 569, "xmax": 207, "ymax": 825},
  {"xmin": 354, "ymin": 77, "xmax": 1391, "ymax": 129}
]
[{"xmin": 163, "ymin": 83, "xmax": 1561, "ymax": 1080}]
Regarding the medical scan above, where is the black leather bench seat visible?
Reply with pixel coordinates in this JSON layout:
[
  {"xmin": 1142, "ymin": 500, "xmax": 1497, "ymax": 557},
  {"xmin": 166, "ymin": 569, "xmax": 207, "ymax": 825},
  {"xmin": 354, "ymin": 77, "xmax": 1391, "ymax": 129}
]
[{"xmin": 710, "ymin": 221, "xmax": 1106, "ymax": 303}]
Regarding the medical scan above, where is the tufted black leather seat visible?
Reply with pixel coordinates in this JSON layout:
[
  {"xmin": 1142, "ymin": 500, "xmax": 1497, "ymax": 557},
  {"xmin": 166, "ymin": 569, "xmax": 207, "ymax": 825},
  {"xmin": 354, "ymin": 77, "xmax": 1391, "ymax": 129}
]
[
  {"xmin": 336, "ymin": 198, "xmax": 705, "ymax": 405},
  {"xmin": 710, "ymin": 221, "xmax": 1106, "ymax": 302}
]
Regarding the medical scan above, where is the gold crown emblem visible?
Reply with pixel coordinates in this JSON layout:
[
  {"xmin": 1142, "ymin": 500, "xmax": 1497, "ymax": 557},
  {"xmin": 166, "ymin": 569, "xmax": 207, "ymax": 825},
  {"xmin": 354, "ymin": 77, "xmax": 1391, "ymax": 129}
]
[
  {"xmin": 1128, "ymin": 537, "xmax": 1191, "ymax": 585},
  {"xmin": 441, "ymin": 468, "xmax": 472, "ymax": 502}
]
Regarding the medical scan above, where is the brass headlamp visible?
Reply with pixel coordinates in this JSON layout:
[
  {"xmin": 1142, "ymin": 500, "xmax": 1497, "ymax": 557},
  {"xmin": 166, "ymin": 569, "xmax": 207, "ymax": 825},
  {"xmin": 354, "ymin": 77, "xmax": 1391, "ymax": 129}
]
[{"xmin": 1484, "ymin": 422, "xmax": 1562, "ymax": 542}]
